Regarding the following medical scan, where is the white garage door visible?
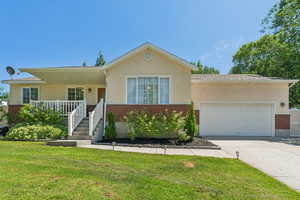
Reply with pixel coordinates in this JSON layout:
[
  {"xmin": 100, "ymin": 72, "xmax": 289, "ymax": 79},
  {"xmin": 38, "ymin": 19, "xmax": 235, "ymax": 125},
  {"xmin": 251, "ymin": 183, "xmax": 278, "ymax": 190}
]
[{"xmin": 200, "ymin": 103, "xmax": 274, "ymax": 136}]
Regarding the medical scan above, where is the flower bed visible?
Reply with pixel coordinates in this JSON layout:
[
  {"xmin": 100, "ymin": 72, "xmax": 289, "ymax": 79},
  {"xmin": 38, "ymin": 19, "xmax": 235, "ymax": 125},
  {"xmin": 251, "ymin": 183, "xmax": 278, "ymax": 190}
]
[{"xmin": 99, "ymin": 137, "xmax": 220, "ymax": 149}]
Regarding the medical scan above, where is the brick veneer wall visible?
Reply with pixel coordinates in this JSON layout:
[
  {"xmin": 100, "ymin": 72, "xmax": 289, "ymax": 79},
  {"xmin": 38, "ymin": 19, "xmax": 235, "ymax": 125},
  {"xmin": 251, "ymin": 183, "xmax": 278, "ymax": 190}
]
[
  {"xmin": 106, "ymin": 104, "xmax": 190, "ymax": 122},
  {"xmin": 9, "ymin": 105, "xmax": 291, "ymax": 131},
  {"xmin": 7, "ymin": 105, "xmax": 23, "ymax": 123},
  {"xmin": 8, "ymin": 105, "xmax": 97, "ymax": 122},
  {"xmin": 275, "ymin": 114, "xmax": 290, "ymax": 129},
  {"xmin": 195, "ymin": 110, "xmax": 199, "ymax": 125},
  {"xmin": 8, "ymin": 105, "xmax": 23, "ymax": 114}
]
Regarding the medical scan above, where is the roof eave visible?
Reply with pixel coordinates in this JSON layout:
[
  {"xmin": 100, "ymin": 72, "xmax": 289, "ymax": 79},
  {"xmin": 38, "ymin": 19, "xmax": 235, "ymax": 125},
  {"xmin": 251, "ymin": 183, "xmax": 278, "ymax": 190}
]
[
  {"xmin": 1, "ymin": 80, "xmax": 46, "ymax": 84},
  {"xmin": 19, "ymin": 67, "xmax": 103, "ymax": 73},
  {"xmin": 191, "ymin": 79, "xmax": 298, "ymax": 84}
]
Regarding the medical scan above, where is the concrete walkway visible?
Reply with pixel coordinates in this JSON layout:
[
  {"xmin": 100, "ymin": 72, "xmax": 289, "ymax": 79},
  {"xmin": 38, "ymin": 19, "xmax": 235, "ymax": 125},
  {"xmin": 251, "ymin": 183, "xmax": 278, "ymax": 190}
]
[
  {"xmin": 77, "ymin": 141, "xmax": 232, "ymax": 158},
  {"xmin": 211, "ymin": 140, "xmax": 300, "ymax": 192}
]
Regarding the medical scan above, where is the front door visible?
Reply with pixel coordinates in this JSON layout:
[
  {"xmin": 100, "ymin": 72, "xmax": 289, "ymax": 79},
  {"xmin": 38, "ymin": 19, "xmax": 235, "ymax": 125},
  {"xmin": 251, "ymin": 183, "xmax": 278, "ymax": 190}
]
[{"xmin": 97, "ymin": 88, "xmax": 106, "ymax": 102}]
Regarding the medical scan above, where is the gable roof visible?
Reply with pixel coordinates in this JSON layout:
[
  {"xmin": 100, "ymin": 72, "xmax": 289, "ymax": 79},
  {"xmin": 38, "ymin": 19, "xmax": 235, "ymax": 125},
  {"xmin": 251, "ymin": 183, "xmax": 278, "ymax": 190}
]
[
  {"xmin": 102, "ymin": 42, "xmax": 197, "ymax": 70},
  {"xmin": 192, "ymin": 74, "xmax": 298, "ymax": 84}
]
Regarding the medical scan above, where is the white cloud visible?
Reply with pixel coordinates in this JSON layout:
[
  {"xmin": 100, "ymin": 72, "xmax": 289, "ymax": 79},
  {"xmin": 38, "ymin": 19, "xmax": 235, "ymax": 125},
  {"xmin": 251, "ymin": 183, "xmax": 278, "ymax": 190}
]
[{"xmin": 199, "ymin": 36, "xmax": 246, "ymax": 73}]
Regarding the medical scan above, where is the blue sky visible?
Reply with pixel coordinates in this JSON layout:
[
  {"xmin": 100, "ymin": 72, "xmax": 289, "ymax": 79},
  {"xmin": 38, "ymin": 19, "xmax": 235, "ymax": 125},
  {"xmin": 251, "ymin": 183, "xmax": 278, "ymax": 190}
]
[{"xmin": 0, "ymin": 0, "xmax": 278, "ymax": 91}]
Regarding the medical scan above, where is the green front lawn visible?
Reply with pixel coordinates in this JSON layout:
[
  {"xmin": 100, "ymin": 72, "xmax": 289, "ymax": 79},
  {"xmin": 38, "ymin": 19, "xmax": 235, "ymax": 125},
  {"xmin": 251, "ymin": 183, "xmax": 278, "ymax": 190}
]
[{"xmin": 0, "ymin": 141, "xmax": 298, "ymax": 200}]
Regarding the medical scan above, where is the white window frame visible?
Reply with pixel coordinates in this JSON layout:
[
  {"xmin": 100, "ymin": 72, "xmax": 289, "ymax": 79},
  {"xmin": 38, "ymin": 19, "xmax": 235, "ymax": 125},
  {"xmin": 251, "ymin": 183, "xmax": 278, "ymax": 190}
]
[
  {"xmin": 21, "ymin": 87, "xmax": 39, "ymax": 104},
  {"xmin": 125, "ymin": 75, "xmax": 171, "ymax": 104},
  {"xmin": 66, "ymin": 86, "xmax": 86, "ymax": 101}
]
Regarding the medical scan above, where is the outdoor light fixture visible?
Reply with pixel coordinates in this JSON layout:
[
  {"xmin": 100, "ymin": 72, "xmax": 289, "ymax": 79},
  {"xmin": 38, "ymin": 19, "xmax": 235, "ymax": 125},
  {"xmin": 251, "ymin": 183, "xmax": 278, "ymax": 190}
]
[
  {"xmin": 88, "ymin": 88, "xmax": 92, "ymax": 93},
  {"xmin": 280, "ymin": 102, "xmax": 285, "ymax": 107}
]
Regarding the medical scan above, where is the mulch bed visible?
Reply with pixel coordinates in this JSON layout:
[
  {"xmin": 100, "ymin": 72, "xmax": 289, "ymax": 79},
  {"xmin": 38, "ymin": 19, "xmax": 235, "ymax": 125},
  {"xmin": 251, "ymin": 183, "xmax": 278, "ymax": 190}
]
[{"xmin": 97, "ymin": 137, "xmax": 220, "ymax": 150}]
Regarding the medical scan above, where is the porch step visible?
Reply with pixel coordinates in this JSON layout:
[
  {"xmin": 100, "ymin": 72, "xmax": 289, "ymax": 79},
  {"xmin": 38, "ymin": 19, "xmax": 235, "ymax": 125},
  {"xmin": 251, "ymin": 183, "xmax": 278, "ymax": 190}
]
[
  {"xmin": 75, "ymin": 127, "xmax": 89, "ymax": 132},
  {"xmin": 68, "ymin": 135, "xmax": 92, "ymax": 140},
  {"xmin": 69, "ymin": 117, "xmax": 90, "ymax": 140},
  {"xmin": 77, "ymin": 124, "xmax": 89, "ymax": 128},
  {"xmin": 73, "ymin": 131, "xmax": 89, "ymax": 136}
]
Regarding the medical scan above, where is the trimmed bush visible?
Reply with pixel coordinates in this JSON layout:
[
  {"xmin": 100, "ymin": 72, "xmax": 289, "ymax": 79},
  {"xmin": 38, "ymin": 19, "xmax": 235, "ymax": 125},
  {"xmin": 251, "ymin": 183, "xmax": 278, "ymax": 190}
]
[
  {"xmin": 19, "ymin": 104, "xmax": 64, "ymax": 126},
  {"xmin": 184, "ymin": 102, "xmax": 196, "ymax": 139},
  {"xmin": 176, "ymin": 131, "xmax": 191, "ymax": 144},
  {"xmin": 105, "ymin": 112, "xmax": 117, "ymax": 140},
  {"xmin": 124, "ymin": 110, "xmax": 185, "ymax": 141},
  {"xmin": 6, "ymin": 125, "xmax": 66, "ymax": 140}
]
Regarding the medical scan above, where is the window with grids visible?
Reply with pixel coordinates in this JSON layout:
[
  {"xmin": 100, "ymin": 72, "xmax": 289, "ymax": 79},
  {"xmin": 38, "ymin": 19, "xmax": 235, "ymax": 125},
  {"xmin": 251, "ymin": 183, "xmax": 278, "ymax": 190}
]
[
  {"xmin": 68, "ymin": 88, "xmax": 84, "ymax": 100},
  {"xmin": 22, "ymin": 88, "xmax": 38, "ymax": 104},
  {"xmin": 127, "ymin": 77, "xmax": 170, "ymax": 104}
]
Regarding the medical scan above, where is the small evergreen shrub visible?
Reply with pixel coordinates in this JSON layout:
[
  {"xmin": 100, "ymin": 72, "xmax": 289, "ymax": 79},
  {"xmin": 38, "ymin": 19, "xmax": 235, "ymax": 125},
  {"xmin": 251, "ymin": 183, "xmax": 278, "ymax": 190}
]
[
  {"xmin": 105, "ymin": 112, "xmax": 117, "ymax": 140},
  {"xmin": 6, "ymin": 125, "xmax": 66, "ymax": 140},
  {"xmin": 184, "ymin": 102, "xmax": 196, "ymax": 139}
]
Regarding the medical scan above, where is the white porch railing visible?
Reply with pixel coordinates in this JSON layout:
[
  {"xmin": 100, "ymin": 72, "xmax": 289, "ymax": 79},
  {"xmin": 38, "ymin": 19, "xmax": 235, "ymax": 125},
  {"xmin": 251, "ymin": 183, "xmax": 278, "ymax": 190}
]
[
  {"xmin": 68, "ymin": 101, "xmax": 87, "ymax": 136},
  {"xmin": 89, "ymin": 99, "xmax": 104, "ymax": 136},
  {"xmin": 30, "ymin": 100, "xmax": 85, "ymax": 116}
]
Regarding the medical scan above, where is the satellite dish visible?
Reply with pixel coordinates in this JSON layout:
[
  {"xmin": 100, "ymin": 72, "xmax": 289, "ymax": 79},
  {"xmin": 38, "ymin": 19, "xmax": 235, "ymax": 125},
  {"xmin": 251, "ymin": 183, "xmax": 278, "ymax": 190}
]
[{"xmin": 6, "ymin": 66, "xmax": 15, "ymax": 79}]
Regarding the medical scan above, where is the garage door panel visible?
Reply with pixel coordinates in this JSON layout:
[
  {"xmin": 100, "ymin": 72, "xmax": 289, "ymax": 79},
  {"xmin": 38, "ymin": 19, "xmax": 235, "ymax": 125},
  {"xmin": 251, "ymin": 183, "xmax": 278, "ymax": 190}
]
[{"xmin": 200, "ymin": 103, "xmax": 273, "ymax": 136}]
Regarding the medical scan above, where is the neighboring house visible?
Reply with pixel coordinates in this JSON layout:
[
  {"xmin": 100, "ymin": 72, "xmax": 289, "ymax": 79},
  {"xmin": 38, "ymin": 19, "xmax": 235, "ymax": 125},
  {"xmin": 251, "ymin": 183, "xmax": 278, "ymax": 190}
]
[
  {"xmin": 0, "ymin": 101, "xmax": 7, "ymax": 106},
  {"xmin": 2, "ymin": 43, "xmax": 298, "ymax": 139}
]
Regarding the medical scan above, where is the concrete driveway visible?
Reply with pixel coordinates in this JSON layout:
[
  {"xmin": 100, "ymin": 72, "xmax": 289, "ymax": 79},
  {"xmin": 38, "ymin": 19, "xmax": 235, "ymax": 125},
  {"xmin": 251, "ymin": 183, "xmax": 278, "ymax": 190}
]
[{"xmin": 211, "ymin": 139, "xmax": 300, "ymax": 192}]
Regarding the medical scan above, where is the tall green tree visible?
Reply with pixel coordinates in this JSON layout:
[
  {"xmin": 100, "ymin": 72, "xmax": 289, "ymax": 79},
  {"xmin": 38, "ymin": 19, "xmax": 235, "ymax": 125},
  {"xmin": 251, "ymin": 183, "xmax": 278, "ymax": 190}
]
[
  {"xmin": 230, "ymin": 0, "xmax": 300, "ymax": 107},
  {"xmin": 95, "ymin": 51, "xmax": 106, "ymax": 66},
  {"xmin": 191, "ymin": 61, "xmax": 220, "ymax": 74},
  {"xmin": 0, "ymin": 87, "xmax": 8, "ymax": 102},
  {"xmin": 262, "ymin": 0, "xmax": 300, "ymax": 47}
]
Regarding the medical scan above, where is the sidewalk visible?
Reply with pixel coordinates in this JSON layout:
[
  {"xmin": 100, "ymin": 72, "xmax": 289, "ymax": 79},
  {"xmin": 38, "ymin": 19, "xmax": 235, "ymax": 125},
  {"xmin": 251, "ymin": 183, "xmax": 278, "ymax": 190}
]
[{"xmin": 77, "ymin": 141, "xmax": 232, "ymax": 158}]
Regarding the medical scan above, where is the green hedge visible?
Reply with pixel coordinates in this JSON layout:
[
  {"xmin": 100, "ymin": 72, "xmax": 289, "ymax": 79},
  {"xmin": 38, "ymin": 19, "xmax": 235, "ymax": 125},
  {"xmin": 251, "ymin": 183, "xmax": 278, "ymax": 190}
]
[
  {"xmin": 124, "ymin": 110, "xmax": 185, "ymax": 141},
  {"xmin": 6, "ymin": 125, "xmax": 66, "ymax": 140}
]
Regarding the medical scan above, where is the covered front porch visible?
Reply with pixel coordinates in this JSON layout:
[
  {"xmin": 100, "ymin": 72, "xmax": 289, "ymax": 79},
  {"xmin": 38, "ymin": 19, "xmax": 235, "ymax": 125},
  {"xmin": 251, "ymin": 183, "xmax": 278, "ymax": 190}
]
[
  {"xmin": 30, "ymin": 99, "xmax": 105, "ymax": 139},
  {"xmin": 19, "ymin": 66, "xmax": 107, "ymax": 107},
  {"xmin": 19, "ymin": 67, "xmax": 107, "ymax": 138}
]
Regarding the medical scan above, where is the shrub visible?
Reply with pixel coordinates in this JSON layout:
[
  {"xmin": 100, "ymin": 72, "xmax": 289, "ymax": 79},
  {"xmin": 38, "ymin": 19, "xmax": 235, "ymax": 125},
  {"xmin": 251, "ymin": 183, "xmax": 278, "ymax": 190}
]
[
  {"xmin": 105, "ymin": 112, "xmax": 117, "ymax": 140},
  {"xmin": 124, "ymin": 110, "xmax": 185, "ymax": 141},
  {"xmin": 176, "ymin": 131, "xmax": 191, "ymax": 144},
  {"xmin": 184, "ymin": 102, "xmax": 196, "ymax": 139},
  {"xmin": 19, "ymin": 104, "xmax": 64, "ymax": 126},
  {"xmin": 0, "ymin": 106, "xmax": 7, "ymax": 122},
  {"xmin": 6, "ymin": 124, "xmax": 66, "ymax": 140}
]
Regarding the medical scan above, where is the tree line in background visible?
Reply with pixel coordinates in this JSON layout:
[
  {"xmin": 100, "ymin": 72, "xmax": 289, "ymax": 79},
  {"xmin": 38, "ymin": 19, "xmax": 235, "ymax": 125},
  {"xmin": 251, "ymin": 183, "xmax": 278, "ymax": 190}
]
[
  {"xmin": 191, "ymin": 61, "xmax": 220, "ymax": 74},
  {"xmin": 230, "ymin": 0, "xmax": 300, "ymax": 107},
  {"xmin": 82, "ymin": 51, "xmax": 106, "ymax": 67}
]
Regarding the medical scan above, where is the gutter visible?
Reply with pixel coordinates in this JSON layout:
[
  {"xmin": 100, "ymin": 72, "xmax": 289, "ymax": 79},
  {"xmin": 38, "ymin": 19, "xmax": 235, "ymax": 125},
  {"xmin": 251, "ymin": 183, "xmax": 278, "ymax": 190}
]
[{"xmin": 1, "ymin": 80, "xmax": 46, "ymax": 84}]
